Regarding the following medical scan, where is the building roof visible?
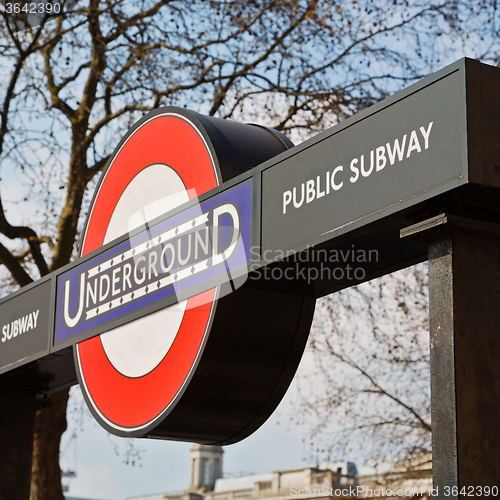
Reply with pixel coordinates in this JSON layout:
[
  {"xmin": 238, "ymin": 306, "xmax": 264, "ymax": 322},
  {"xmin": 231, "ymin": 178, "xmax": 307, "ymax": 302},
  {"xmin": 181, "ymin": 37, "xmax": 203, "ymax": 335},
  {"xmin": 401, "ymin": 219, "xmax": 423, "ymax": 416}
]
[{"xmin": 214, "ymin": 473, "xmax": 274, "ymax": 493}]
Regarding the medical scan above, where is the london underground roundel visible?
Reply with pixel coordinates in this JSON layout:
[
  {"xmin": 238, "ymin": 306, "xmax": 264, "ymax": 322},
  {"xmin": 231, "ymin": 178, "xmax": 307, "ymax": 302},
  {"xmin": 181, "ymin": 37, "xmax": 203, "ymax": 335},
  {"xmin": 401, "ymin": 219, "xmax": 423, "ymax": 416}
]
[{"xmin": 74, "ymin": 107, "xmax": 316, "ymax": 443}]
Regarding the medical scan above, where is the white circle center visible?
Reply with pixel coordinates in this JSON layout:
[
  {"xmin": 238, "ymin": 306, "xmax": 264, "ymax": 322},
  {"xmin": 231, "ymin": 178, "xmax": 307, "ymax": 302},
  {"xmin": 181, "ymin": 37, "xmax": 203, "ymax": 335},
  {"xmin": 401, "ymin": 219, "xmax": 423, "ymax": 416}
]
[{"xmin": 99, "ymin": 164, "xmax": 189, "ymax": 378}]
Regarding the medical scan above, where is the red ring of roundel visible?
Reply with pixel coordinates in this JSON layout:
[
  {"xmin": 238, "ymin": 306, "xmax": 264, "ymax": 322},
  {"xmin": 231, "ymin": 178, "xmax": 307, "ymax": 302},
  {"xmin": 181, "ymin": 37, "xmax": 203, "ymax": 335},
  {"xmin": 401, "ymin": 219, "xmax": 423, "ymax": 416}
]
[{"xmin": 76, "ymin": 113, "xmax": 218, "ymax": 430}]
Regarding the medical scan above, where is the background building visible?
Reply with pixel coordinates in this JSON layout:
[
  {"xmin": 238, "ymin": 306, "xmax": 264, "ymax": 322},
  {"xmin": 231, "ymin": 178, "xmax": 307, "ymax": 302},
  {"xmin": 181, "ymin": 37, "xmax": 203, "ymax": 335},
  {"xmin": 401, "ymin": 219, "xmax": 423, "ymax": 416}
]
[{"xmin": 127, "ymin": 446, "xmax": 431, "ymax": 500}]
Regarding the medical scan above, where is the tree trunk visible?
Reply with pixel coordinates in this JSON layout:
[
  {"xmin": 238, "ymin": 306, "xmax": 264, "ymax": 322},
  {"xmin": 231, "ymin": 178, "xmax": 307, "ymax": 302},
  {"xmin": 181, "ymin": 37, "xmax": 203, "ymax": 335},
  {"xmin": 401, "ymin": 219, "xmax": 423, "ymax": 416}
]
[{"xmin": 30, "ymin": 389, "xmax": 70, "ymax": 500}]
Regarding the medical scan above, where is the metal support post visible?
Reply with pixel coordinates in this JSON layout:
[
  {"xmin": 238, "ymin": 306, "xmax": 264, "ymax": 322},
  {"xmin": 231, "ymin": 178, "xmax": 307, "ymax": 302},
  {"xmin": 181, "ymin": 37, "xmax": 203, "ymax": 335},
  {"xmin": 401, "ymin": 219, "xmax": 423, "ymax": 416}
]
[{"xmin": 428, "ymin": 219, "xmax": 500, "ymax": 497}]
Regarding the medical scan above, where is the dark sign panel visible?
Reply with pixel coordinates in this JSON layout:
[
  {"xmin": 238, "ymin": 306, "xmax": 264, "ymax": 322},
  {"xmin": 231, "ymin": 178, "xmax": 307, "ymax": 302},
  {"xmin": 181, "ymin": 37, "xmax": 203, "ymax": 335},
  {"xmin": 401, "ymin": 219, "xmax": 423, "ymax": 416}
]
[
  {"xmin": 261, "ymin": 67, "xmax": 465, "ymax": 254},
  {"xmin": 0, "ymin": 279, "xmax": 52, "ymax": 374}
]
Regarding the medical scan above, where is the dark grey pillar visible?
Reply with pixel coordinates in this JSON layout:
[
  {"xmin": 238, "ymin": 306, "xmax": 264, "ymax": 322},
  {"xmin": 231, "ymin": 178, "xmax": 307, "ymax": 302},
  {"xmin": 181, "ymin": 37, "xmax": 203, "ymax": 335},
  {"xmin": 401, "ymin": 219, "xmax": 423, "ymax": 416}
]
[
  {"xmin": 428, "ymin": 219, "xmax": 500, "ymax": 498},
  {"xmin": 0, "ymin": 394, "xmax": 48, "ymax": 500}
]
